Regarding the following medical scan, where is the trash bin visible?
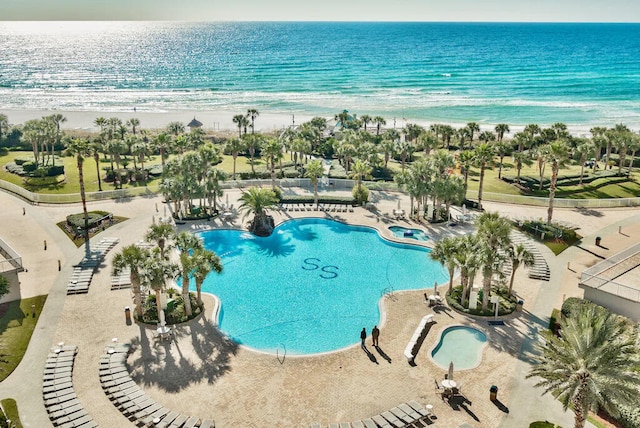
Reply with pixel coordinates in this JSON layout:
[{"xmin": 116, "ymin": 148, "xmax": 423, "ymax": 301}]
[
  {"xmin": 595, "ymin": 236, "xmax": 602, "ymax": 246},
  {"xmin": 124, "ymin": 306, "xmax": 131, "ymax": 323},
  {"xmin": 490, "ymin": 385, "xmax": 498, "ymax": 401},
  {"xmin": 516, "ymin": 300, "xmax": 524, "ymax": 311}
]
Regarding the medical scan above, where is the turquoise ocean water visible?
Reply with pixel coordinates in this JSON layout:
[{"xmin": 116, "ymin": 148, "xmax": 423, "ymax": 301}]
[
  {"xmin": 0, "ymin": 21, "xmax": 639, "ymax": 128},
  {"xmin": 197, "ymin": 218, "xmax": 448, "ymax": 354}
]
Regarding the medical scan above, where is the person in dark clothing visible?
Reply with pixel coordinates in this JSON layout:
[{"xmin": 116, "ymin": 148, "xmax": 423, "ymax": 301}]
[
  {"xmin": 372, "ymin": 325, "xmax": 380, "ymax": 347},
  {"xmin": 360, "ymin": 328, "xmax": 367, "ymax": 347}
]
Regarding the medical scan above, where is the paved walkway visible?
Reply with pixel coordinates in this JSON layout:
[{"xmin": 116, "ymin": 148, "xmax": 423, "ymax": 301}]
[{"xmin": 0, "ymin": 187, "xmax": 638, "ymax": 427}]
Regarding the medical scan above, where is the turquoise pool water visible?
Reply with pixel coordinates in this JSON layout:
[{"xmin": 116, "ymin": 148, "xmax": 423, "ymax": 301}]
[
  {"xmin": 389, "ymin": 226, "xmax": 430, "ymax": 242},
  {"xmin": 431, "ymin": 326, "xmax": 488, "ymax": 370},
  {"xmin": 197, "ymin": 218, "xmax": 448, "ymax": 355}
]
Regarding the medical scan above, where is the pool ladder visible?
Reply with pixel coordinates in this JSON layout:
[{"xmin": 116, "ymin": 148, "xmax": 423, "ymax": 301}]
[{"xmin": 381, "ymin": 287, "xmax": 396, "ymax": 301}]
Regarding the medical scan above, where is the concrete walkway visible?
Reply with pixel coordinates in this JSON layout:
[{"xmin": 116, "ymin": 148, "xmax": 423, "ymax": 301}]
[{"xmin": 0, "ymin": 188, "xmax": 639, "ymax": 427}]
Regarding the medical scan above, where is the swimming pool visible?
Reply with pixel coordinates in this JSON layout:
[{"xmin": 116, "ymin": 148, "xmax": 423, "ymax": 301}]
[
  {"xmin": 431, "ymin": 326, "xmax": 488, "ymax": 370},
  {"xmin": 388, "ymin": 226, "xmax": 430, "ymax": 242},
  {"xmin": 196, "ymin": 218, "xmax": 448, "ymax": 355}
]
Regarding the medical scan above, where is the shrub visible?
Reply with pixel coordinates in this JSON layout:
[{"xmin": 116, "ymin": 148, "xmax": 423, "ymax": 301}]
[
  {"xmin": 22, "ymin": 161, "xmax": 37, "ymax": 172},
  {"xmin": 66, "ymin": 210, "xmax": 112, "ymax": 229},
  {"xmin": 352, "ymin": 184, "xmax": 370, "ymax": 204},
  {"xmin": 147, "ymin": 165, "xmax": 163, "ymax": 177},
  {"xmin": 446, "ymin": 285, "xmax": 517, "ymax": 316},
  {"xmin": 14, "ymin": 157, "xmax": 31, "ymax": 165}
]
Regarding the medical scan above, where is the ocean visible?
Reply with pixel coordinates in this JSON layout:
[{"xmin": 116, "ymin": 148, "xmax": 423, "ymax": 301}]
[{"xmin": 0, "ymin": 21, "xmax": 639, "ymax": 129}]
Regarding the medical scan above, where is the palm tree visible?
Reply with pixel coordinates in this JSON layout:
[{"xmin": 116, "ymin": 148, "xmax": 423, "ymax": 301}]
[
  {"xmin": 373, "ymin": 116, "xmax": 386, "ymax": 135},
  {"xmin": 89, "ymin": 138, "xmax": 104, "ymax": 192},
  {"xmin": 494, "ymin": 123, "xmax": 510, "ymax": 142},
  {"xmin": 512, "ymin": 151, "xmax": 533, "ymax": 185},
  {"xmin": 247, "ymin": 109, "xmax": 259, "ymax": 134},
  {"xmin": 544, "ymin": 140, "xmax": 570, "ymax": 225},
  {"xmin": 494, "ymin": 140, "xmax": 512, "ymax": 179},
  {"xmin": 262, "ymin": 137, "xmax": 284, "ymax": 189},
  {"xmin": 476, "ymin": 212, "xmax": 512, "ymax": 311},
  {"xmin": 430, "ymin": 237, "xmax": 458, "ymax": 294},
  {"xmin": 473, "ymin": 143, "xmax": 495, "ymax": 210},
  {"xmin": 153, "ymin": 132, "xmax": 172, "ymax": 177},
  {"xmin": 175, "ymin": 231, "xmax": 204, "ymax": 317},
  {"xmin": 232, "ymin": 114, "xmax": 245, "ymax": 138},
  {"xmin": 113, "ymin": 245, "xmax": 151, "ymax": 318},
  {"xmin": 506, "ymin": 243, "xmax": 535, "ymax": 295},
  {"xmin": 126, "ymin": 117, "xmax": 140, "ymax": 135},
  {"xmin": 613, "ymin": 124, "xmax": 631, "ymax": 175},
  {"xmin": 140, "ymin": 251, "xmax": 178, "ymax": 324},
  {"xmin": 239, "ymin": 187, "xmax": 279, "ymax": 237},
  {"xmin": 145, "ymin": 224, "xmax": 174, "ymax": 259},
  {"xmin": 349, "ymin": 159, "xmax": 372, "ymax": 195},
  {"xmin": 166, "ymin": 121, "xmax": 185, "ymax": 136},
  {"xmin": 243, "ymin": 134, "xmax": 263, "ymax": 177},
  {"xmin": 192, "ymin": 248, "xmax": 223, "ymax": 306},
  {"xmin": 467, "ymin": 122, "xmax": 480, "ymax": 143},
  {"xmin": 360, "ymin": 114, "xmax": 372, "ymax": 132},
  {"xmin": 305, "ymin": 160, "xmax": 325, "ymax": 207},
  {"xmin": 573, "ymin": 139, "xmax": 595, "ymax": 186},
  {"xmin": 65, "ymin": 138, "xmax": 91, "ymax": 245},
  {"xmin": 226, "ymin": 138, "xmax": 244, "ymax": 180},
  {"xmin": 527, "ymin": 305, "xmax": 640, "ymax": 428},
  {"xmin": 0, "ymin": 113, "xmax": 8, "ymax": 142}
]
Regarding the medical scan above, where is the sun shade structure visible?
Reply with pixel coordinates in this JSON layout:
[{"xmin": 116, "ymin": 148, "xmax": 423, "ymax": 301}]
[{"xmin": 187, "ymin": 117, "xmax": 203, "ymax": 128}]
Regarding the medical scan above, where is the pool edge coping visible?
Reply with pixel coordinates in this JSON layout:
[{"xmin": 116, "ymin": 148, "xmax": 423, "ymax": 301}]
[{"xmin": 428, "ymin": 323, "xmax": 490, "ymax": 372}]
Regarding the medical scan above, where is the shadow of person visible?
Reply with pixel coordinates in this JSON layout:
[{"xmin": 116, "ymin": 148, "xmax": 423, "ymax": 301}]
[
  {"xmin": 492, "ymin": 399, "xmax": 510, "ymax": 413},
  {"xmin": 374, "ymin": 346, "xmax": 392, "ymax": 363},
  {"xmin": 362, "ymin": 345, "xmax": 379, "ymax": 364}
]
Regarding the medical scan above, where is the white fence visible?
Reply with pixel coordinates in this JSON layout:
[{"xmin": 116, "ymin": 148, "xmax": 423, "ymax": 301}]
[
  {"xmin": 580, "ymin": 243, "xmax": 640, "ymax": 303},
  {"xmin": 0, "ymin": 237, "xmax": 23, "ymax": 273},
  {"xmin": 2, "ymin": 178, "xmax": 640, "ymax": 208}
]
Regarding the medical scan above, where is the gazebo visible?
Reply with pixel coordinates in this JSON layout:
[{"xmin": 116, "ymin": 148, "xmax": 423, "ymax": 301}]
[{"xmin": 187, "ymin": 117, "xmax": 203, "ymax": 130}]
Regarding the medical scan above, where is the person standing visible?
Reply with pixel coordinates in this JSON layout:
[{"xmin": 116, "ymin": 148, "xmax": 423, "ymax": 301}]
[
  {"xmin": 360, "ymin": 328, "xmax": 367, "ymax": 347},
  {"xmin": 372, "ymin": 325, "xmax": 380, "ymax": 347}
]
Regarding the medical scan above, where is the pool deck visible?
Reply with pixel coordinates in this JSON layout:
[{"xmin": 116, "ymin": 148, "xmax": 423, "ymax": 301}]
[{"xmin": 1, "ymin": 186, "xmax": 639, "ymax": 427}]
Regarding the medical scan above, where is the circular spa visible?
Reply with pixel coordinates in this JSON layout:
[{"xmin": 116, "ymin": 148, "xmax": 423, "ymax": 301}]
[
  {"xmin": 196, "ymin": 218, "xmax": 448, "ymax": 355},
  {"xmin": 431, "ymin": 326, "xmax": 488, "ymax": 370},
  {"xmin": 388, "ymin": 226, "xmax": 430, "ymax": 242}
]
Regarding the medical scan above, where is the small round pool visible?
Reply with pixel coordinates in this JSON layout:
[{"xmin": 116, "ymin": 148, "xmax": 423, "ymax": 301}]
[
  {"xmin": 431, "ymin": 326, "xmax": 487, "ymax": 370},
  {"xmin": 389, "ymin": 226, "xmax": 429, "ymax": 242}
]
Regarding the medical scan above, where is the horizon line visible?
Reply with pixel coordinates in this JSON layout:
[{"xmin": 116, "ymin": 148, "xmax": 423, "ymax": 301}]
[{"xmin": 1, "ymin": 19, "xmax": 640, "ymax": 24}]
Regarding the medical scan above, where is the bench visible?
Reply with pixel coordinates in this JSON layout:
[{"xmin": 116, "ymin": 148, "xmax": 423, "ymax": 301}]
[{"xmin": 404, "ymin": 314, "xmax": 434, "ymax": 362}]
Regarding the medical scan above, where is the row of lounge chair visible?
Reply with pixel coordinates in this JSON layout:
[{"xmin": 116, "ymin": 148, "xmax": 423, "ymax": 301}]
[
  {"xmin": 279, "ymin": 203, "xmax": 355, "ymax": 213},
  {"xmin": 43, "ymin": 345, "xmax": 97, "ymax": 428},
  {"xmin": 100, "ymin": 343, "xmax": 214, "ymax": 428},
  {"xmin": 311, "ymin": 401, "xmax": 433, "ymax": 428},
  {"xmin": 67, "ymin": 237, "xmax": 120, "ymax": 295}
]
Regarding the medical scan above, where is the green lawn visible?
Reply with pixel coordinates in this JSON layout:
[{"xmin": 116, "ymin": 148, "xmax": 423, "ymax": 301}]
[
  {"xmin": 0, "ymin": 399, "xmax": 23, "ymax": 428},
  {"xmin": 0, "ymin": 295, "xmax": 47, "ymax": 382}
]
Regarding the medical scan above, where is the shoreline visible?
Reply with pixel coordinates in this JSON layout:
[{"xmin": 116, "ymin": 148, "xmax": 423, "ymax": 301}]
[{"xmin": 0, "ymin": 107, "xmax": 620, "ymax": 137}]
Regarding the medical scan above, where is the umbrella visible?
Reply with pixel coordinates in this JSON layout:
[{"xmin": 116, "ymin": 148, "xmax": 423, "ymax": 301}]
[
  {"xmin": 397, "ymin": 199, "xmax": 401, "ymax": 210},
  {"xmin": 434, "ymin": 281, "xmax": 438, "ymax": 297},
  {"xmin": 448, "ymin": 361, "xmax": 454, "ymax": 381}
]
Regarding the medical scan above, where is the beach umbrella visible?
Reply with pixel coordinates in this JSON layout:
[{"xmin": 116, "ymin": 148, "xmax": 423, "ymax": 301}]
[
  {"xmin": 397, "ymin": 200, "xmax": 401, "ymax": 210},
  {"xmin": 434, "ymin": 281, "xmax": 438, "ymax": 297},
  {"xmin": 187, "ymin": 117, "xmax": 203, "ymax": 129},
  {"xmin": 448, "ymin": 361, "xmax": 454, "ymax": 381}
]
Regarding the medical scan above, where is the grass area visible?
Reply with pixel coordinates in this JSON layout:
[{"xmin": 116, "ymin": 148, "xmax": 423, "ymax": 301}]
[
  {"xmin": 529, "ymin": 422, "xmax": 562, "ymax": 428},
  {"xmin": 1, "ymin": 399, "xmax": 23, "ymax": 428},
  {"xmin": 0, "ymin": 295, "xmax": 47, "ymax": 382}
]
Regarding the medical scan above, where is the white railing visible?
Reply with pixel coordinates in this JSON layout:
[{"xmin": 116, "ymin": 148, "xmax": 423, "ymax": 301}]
[
  {"xmin": 2, "ymin": 177, "xmax": 640, "ymax": 208},
  {"xmin": 580, "ymin": 243, "xmax": 640, "ymax": 303},
  {"xmin": 0, "ymin": 237, "xmax": 23, "ymax": 272},
  {"xmin": 580, "ymin": 272, "xmax": 640, "ymax": 303}
]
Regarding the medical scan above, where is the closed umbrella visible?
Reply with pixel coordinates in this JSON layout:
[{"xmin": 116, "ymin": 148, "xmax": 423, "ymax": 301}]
[
  {"xmin": 448, "ymin": 361, "xmax": 454, "ymax": 381},
  {"xmin": 434, "ymin": 281, "xmax": 438, "ymax": 297}
]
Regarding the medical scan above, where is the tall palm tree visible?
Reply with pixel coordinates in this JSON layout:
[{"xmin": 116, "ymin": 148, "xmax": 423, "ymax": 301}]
[
  {"xmin": 512, "ymin": 151, "xmax": 533, "ymax": 185},
  {"xmin": 262, "ymin": 137, "xmax": 284, "ymax": 189},
  {"xmin": 528, "ymin": 305, "xmax": 640, "ymax": 428},
  {"xmin": 0, "ymin": 113, "xmax": 8, "ymax": 142},
  {"xmin": 247, "ymin": 109, "xmax": 259, "ymax": 134},
  {"xmin": 166, "ymin": 121, "xmax": 185, "ymax": 136},
  {"xmin": 476, "ymin": 212, "xmax": 512, "ymax": 311},
  {"xmin": 350, "ymin": 159, "xmax": 372, "ymax": 195},
  {"xmin": 360, "ymin": 114, "xmax": 372, "ymax": 132},
  {"xmin": 238, "ymin": 187, "xmax": 279, "ymax": 237},
  {"xmin": 494, "ymin": 123, "xmax": 510, "ymax": 142},
  {"xmin": 573, "ymin": 139, "xmax": 595, "ymax": 186},
  {"xmin": 544, "ymin": 140, "xmax": 570, "ymax": 225},
  {"xmin": 473, "ymin": 142, "xmax": 495, "ymax": 210},
  {"xmin": 467, "ymin": 122, "xmax": 480, "ymax": 143},
  {"xmin": 304, "ymin": 160, "xmax": 324, "ymax": 206},
  {"xmin": 243, "ymin": 134, "xmax": 263, "ymax": 177},
  {"xmin": 145, "ymin": 224, "xmax": 175, "ymax": 259},
  {"xmin": 153, "ymin": 132, "xmax": 172, "ymax": 177},
  {"xmin": 506, "ymin": 243, "xmax": 535, "ymax": 295},
  {"xmin": 494, "ymin": 140, "xmax": 512, "ymax": 179},
  {"xmin": 226, "ymin": 138, "xmax": 245, "ymax": 180},
  {"xmin": 373, "ymin": 116, "xmax": 386, "ymax": 135},
  {"xmin": 232, "ymin": 114, "xmax": 245, "ymax": 138},
  {"xmin": 175, "ymin": 231, "xmax": 204, "ymax": 317},
  {"xmin": 192, "ymin": 248, "xmax": 223, "ymax": 306},
  {"xmin": 89, "ymin": 138, "xmax": 104, "ymax": 192},
  {"xmin": 113, "ymin": 245, "xmax": 151, "ymax": 318},
  {"xmin": 430, "ymin": 237, "xmax": 458, "ymax": 294},
  {"xmin": 65, "ymin": 138, "xmax": 91, "ymax": 245},
  {"xmin": 139, "ymin": 251, "xmax": 178, "ymax": 324},
  {"xmin": 126, "ymin": 117, "xmax": 140, "ymax": 135}
]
